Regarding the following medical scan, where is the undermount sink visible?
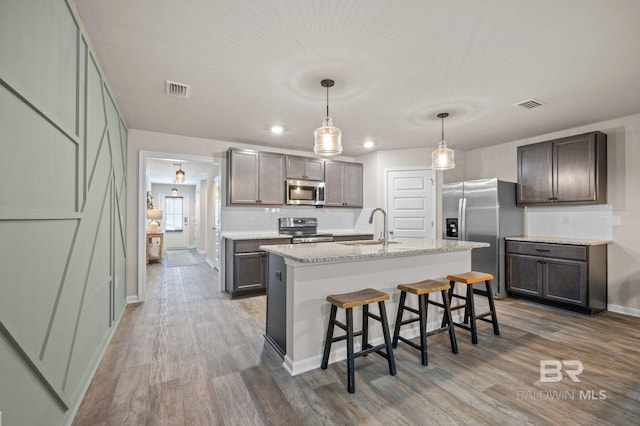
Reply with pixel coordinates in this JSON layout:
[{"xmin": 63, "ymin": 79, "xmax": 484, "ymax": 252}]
[{"xmin": 338, "ymin": 240, "xmax": 401, "ymax": 246}]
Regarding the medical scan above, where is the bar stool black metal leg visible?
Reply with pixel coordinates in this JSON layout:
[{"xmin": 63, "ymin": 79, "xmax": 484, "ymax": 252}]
[
  {"xmin": 441, "ymin": 289, "xmax": 458, "ymax": 354},
  {"xmin": 392, "ymin": 291, "xmax": 407, "ymax": 348},
  {"xmin": 346, "ymin": 307, "xmax": 355, "ymax": 393},
  {"xmin": 378, "ymin": 301, "xmax": 396, "ymax": 376},
  {"xmin": 321, "ymin": 305, "xmax": 337, "ymax": 369},
  {"xmin": 466, "ymin": 284, "xmax": 478, "ymax": 344},
  {"xmin": 463, "ymin": 292, "xmax": 470, "ymax": 324},
  {"xmin": 441, "ymin": 281, "xmax": 455, "ymax": 328},
  {"xmin": 362, "ymin": 304, "xmax": 369, "ymax": 353},
  {"xmin": 419, "ymin": 294, "xmax": 428, "ymax": 366},
  {"xmin": 485, "ymin": 280, "xmax": 500, "ymax": 335}
]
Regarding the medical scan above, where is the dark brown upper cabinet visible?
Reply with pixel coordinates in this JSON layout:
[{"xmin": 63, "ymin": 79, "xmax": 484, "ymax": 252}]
[
  {"xmin": 227, "ymin": 149, "xmax": 285, "ymax": 205},
  {"xmin": 324, "ymin": 161, "xmax": 363, "ymax": 207},
  {"xmin": 517, "ymin": 131, "xmax": 607, "ymax": 206},
  {"xmin": 285, "ymin": 155, "xmax": 325, "ymax": 181}
]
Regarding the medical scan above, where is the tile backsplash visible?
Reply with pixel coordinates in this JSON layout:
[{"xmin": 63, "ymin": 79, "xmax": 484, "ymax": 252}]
[
  {"xmin": 221, "ymin": 206, "xmax": 373, "ymax": 233},
  {"xmin": 526, "ymin": 204, "xmax": 612, "ymax": 240}
]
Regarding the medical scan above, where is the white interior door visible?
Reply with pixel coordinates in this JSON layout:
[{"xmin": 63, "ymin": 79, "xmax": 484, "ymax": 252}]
[
  {"xmin": 160, "ymin": 194, "xmax": 190, "ymax": 248},
  {"xmin": 386, "ymin": 168, "xmax": 435, "ymax": 240}
]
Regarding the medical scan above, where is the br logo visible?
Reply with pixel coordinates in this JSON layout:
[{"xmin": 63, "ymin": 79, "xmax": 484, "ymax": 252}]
[{"xmin": 540, "ymin": 360, "xmax": 584, "ymax": 383}]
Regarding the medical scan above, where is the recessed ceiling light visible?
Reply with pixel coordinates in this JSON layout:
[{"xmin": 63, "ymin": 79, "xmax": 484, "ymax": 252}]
[
  {"xmin": 270, "ymin": 125, "xmax": 284, "ymax": 134},
  {"xmin": 363, "ymin": 140, "xmax": 375, "ymax": 149}
]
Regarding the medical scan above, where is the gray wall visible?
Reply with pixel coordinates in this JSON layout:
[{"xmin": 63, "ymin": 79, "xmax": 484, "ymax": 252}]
[{"xmin": 0, "ymin": 1, "xmax": 128, "ymax": 425}]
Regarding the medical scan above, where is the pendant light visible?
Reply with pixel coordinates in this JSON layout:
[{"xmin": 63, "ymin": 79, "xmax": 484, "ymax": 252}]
[
  {"xmin": 175, "ymin": 163, "xmax": 185, "ymax": 183},
  {"xmin": 431, "ymin": 112, "xmax": 455, "ymax": 170},
  {"xmin": 171, "ymin": 187, "xmax": 178, "ymax": 196},
  {"xmin": 313, "ymin": 79, "xmax": 343, "ymax": 156}
]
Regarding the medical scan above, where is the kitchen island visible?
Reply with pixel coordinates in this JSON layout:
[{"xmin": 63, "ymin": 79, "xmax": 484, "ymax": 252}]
[{"xmin": 260, "ymin": 239, "xmax": 489, "ymax": 376}]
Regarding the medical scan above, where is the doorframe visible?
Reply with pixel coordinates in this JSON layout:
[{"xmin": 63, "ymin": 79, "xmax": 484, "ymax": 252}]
[
  {"xmin": 383, "ymin": 166, "xmax": 438, "ymax": 239},
  {"xmin": 137, "ymin": 150, "xmax": 220, "ymax": 302}
]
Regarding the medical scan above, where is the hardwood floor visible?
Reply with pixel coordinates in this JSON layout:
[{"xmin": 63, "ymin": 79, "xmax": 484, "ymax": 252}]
[{"xmin": 73, "ymin": 256, "xmax": 640, "ymax": 425}]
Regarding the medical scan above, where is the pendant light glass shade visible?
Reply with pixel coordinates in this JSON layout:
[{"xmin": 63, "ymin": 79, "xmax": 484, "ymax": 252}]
[
  {"xmin": 171, "ymin": 187, "xmax": 178, "ymax": 196},
  {"xmin": 313, "ymin": 79, "xmax": 343, "ymax": 156},
  {"xmin": 431, "ymin": 113, "xmax": 455, "ymax": 170},
  {"xmin": 175, "ymin": 163, "xmax": 185, "ymax": 183},
  {"xmin": 314, "ymin": 116, "xmax": 342, "ymax": 156}
]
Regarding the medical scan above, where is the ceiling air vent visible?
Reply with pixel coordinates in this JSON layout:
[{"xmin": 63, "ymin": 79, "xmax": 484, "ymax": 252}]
[
  {"xmin": 514, "ymin": 98, "xmax": 545, "ymax": 109},
  {"xmin": 165, "ymin": 80, "xmax": 191, "ymax": 98}
]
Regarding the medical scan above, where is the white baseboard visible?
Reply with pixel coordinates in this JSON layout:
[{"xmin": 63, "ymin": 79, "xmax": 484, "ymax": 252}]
[
  {"xmin": 205, "ymin": 257, "xmax": 216, "ymax": 268},
  {"xmin": 283, "ymin": 316, "xmax": 457, "ymax": 376},
  {"xmin": 126, "ymin": 295, "xmax": 140, "ymax": 304},
  {"xmin": 607, "ymin": 304, "xmax": 640, "ymax": 317}
]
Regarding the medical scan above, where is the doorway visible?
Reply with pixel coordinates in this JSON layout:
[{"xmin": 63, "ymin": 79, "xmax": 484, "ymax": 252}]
[
  {"xmin": 138, "ymin": 151, "xmax": 222, "ymax": 302},
  {"xmin": 385, "ymin": 167, "xmax": 436, "ymax": 240},
  {"xmin": 160, "ymin": 193, "xmax": 190, "ymax": 249}
]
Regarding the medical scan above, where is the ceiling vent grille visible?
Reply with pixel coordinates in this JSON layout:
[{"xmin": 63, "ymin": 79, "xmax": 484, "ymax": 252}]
[
  {"xmin": 514, "ymin": 98, "xmax": 545, "ymax": 109},
  {"xmin": 165, "ymin": 80, "xmax": 191, "ymax": 98}
]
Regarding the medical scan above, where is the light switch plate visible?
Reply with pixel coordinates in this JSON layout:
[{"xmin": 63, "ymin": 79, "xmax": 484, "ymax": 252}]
[{"xmin": 612, "ymin": 215, "xmax": 622, "ymax": 226}]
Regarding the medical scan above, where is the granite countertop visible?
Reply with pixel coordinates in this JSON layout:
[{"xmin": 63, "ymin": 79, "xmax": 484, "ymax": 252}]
[
  {"xmin": 505, "ymin": 236, "xmax": 612, "ymax": 246},
  {"xmin": 260, "ymin": 239, "xmax": 489, "ymax": 264},
  {"xmin": 221, "ymin": 230, "xmax": 373, "ymax": 240}
]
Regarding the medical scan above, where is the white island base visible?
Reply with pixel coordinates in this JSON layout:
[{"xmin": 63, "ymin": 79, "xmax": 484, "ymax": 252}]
[{"xmin": 263, "ymin": 242, "xmax": 484, "ymax": 376}]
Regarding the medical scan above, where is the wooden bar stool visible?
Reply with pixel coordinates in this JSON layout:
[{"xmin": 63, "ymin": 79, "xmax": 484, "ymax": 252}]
[
  {"xmin": 321, "ymin": 288, "xmax": 396, "ymax": 393},
  {"xmin": 443, "ymin": 271, "xmax": 500, "ymax": 344},
  {"xmin": 392, "ymin": 279, "xmax": 458, "ymax": 366}
]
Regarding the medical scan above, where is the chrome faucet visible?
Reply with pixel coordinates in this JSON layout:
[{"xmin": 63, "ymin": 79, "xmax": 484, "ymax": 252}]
[{"xmin": 368, "ymin": 208, "xmax": 387, "ymax": 246}]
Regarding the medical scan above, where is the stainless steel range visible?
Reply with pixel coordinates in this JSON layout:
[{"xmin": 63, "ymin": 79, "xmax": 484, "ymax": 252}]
[{"xmin": 278, "ymin": 217, "xmax": 334, "ymax": 243}]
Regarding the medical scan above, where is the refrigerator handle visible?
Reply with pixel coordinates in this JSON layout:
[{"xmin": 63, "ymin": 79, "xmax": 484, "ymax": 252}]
[
  {"xmin": 460, "ymin": 198, "xmax": 467, "ymax": 240},
  {"xmin": 457, "ymin": 198, "xmax": 463, "ymax": 241}
]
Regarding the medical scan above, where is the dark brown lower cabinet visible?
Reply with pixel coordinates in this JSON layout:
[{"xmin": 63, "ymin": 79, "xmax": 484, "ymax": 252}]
[
  {"xmin": 506, "ymin": 240, "xmax": 607, "ymax": 315},
  {"xmin": 225, "ymin": 238, "xmax": 291, "ymax": 298},
  {"xmin": 265, "ymin": 253, "xmax": 287, "ymax": 357}
]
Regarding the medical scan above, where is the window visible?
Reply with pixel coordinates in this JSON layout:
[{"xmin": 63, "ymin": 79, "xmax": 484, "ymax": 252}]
[{"xmin": 165, "ymin": 196, "xmax": 183, "ymax": 232}]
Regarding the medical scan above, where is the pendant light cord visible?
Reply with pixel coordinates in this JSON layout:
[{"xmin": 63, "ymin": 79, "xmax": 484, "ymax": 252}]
[
  {"xmin": 441, "ymin": 115, "xmax": 444, "ymax": 141},
  {"xmin": 326, "ymin": 85, "xmax": 329, "ymax": 117}
]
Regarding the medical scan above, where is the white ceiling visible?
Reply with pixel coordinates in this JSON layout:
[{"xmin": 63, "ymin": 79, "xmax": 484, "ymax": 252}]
[
  {"xmin": 74, "ymin": 0, "xmax": 640, "ymax": 158},
  {"xmin": 145, "ymin": 157, "xmax": 215, "ymax": 186}
]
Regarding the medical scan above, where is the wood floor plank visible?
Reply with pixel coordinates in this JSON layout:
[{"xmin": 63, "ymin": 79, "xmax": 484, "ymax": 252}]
[
  {"xmin": 72, "ymin": 252, "xmax": 640, "ymax": 425},
  {"xmin": 146, "ymin": 379, "xmax": 185, "ymax": 426},
  {"xmin": 241, "ymin": 366, "xmax": 303, "ymax": 425},
  {"xmin": 211, "ymin": 373, "xmax": 264, "ymax": 425}
]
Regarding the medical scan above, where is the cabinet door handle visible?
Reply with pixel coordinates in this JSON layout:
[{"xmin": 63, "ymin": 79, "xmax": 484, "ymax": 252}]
[{"xmin": 535, "ymin": 249, "xmax": 551, "ymax": 252}]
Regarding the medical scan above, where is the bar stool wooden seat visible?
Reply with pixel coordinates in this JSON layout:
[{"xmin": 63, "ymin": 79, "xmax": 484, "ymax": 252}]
[
  {"xmin": 321, "ymin": 288, "xmax": 396, "ymax": 393},
  {"xmin": 392, "ymin": 279, "xmax": 458, "ymax": 366},
  {"xmin": 443, "ymin": 271, "xmax": 500, "ymax": 344}
]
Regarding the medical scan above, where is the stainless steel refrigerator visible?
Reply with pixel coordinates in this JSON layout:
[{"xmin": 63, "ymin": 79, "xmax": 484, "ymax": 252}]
[{"xmin": 442, "ymin": 178, "xmax": 523, "ymax": 298}]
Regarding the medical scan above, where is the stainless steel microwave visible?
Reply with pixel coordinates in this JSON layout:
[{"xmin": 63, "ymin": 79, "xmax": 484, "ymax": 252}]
[{"xmin": 285, "ymin": 179, "xmax": 325, "ymax": 206}]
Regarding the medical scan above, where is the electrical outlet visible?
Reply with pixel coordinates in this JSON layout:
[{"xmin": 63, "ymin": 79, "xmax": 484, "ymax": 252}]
[{"xmin": 612, "ymin": 215, "xmax": 622, "ymax": 226}]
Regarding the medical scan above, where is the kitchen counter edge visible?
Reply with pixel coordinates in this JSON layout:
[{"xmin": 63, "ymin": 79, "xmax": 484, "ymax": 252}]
[
  {"xmin": 221, "ymin": 231, "xmax": 373, "ymax": 240},
  {"xmin": 505, "ymin": 236, "xmax": 612, "ymax": 246},
  {"xmin": 260, "ymin": 239, "xmax": 489, "ymax": 264}
]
